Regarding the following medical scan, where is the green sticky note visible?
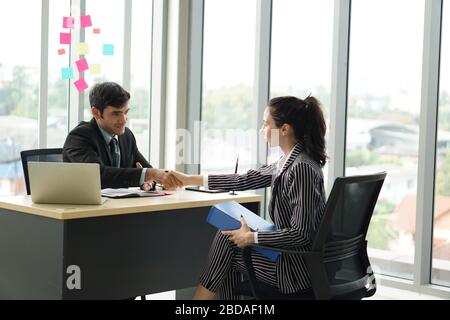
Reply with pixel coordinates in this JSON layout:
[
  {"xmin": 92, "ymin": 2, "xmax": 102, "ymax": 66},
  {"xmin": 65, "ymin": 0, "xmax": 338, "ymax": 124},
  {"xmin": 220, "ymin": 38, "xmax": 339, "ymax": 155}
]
[
  {"xmin": 103, "ymin": 44, "xmax": 114, "ymax": 56},
  {"xmin": 61, "ymin": 67, "xmax": 73, "ymax": 80}
]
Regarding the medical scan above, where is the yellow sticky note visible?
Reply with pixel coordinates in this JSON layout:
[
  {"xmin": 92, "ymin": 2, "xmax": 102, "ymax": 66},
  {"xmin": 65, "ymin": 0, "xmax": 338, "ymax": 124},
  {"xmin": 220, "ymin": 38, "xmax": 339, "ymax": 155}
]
[
  {"xmin": 77, "ymin": 43, "xmax": 89, "ymax": 55},
  {"xmin": 90, "ymin": 63, "xmax": 101, "ymax": 75}
]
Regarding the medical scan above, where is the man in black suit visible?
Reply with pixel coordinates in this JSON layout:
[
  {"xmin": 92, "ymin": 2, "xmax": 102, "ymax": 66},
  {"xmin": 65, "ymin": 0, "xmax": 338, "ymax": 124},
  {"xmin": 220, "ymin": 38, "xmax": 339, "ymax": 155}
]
[{"xmin": 63, "ymin": 82, "xmax": 180, "ymax": 190}]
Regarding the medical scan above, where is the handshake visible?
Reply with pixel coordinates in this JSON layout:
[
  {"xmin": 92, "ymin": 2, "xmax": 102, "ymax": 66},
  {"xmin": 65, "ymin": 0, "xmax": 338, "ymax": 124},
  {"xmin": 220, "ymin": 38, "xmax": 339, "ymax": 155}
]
[{"xmin": 138, "ymin": 163, "xmax": 199, "ymax": 191}]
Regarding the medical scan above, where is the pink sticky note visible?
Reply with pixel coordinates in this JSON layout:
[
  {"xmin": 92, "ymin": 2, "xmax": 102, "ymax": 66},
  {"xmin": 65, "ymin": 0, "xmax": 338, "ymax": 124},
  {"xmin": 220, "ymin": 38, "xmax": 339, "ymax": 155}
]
[
  {"xmin": 63, "ymin": 17, "xmax": 75, "ymax": 29},
  {"xmin": 58, "ymin": 48, "xmax": 66, "ymax": 55},
  {"xmin": 74, "ymin": 78, "xmax": 88, "ymax": 93},
  {"xmin": 60, "ymin": 32, "xmax": 71, "ymax": 45},
  {"xmin": 80, "ymin": 15, "xmax": 92, "ymax": 28},
  {"xmin": 93, "ymin": 28, "xmax": 101, "ymax": 34},
  {"xmin": 75, "ymin": 58, "xmax": 89, "ymax": 73}
]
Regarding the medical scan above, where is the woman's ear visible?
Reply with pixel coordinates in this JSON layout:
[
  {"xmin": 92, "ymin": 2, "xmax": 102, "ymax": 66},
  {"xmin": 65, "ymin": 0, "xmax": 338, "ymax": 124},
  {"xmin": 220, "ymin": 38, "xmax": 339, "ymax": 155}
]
[{"xmin": 281, "ymin": 123, "xmax": 290, "ymax": 136}]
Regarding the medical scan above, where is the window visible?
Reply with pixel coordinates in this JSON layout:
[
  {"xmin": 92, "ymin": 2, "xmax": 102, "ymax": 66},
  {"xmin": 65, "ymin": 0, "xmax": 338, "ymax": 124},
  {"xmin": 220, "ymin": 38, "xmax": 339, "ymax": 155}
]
[
  {"xmin": 0, "ymin": 0, "xmax": 41, "ymax": 195},
  {"xmin": 48, "ymin": 0, "xmax": 71, "ymax": 148},
  {"xmin": 345, "ymin": 0, "xmax": 425, "ymax": 280},
  {"xmin": 0, "ymin": 0, "xmax": 153, "ymax": 197},
  {"xmin": 432, "ymin": 1, "xmax": 450, "ymax": 287},
  {"xmin": 270, "ymin": 0, "xmax": 333, "ymax": 179},
  {"xmin": 201, "ymin": 0, "xmax": 258, "ymax": 174},
  {"xmin": 83, "ymin": 0, "xmax": 124, "ymax": 119},
  {"xmin": 129, "ymin": 0, "xmax": 152, "ymax": 158}
]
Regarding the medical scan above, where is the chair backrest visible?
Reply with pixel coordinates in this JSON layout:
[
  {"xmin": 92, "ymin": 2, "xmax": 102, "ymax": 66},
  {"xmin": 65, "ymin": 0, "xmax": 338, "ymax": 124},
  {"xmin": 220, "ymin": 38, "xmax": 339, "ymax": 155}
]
[
  {"xmin": 306, "ymin": 172, "xmax": 386, "ymax": 299},
  {"xmin": 20, "ymin": 148, "xmax": 63, "ymax": 195}
]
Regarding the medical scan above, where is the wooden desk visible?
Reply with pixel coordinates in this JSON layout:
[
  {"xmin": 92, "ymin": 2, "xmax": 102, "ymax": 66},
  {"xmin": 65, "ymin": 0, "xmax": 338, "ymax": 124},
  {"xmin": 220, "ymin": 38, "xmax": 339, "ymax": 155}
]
[{"xmin": 0, "ymin": 190, "xmax": 262, "ymax": 299}]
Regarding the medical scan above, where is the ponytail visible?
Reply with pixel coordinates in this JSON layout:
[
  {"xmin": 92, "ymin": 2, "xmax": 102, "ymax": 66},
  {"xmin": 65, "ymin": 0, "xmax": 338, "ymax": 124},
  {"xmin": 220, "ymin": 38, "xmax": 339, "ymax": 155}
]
[
  {"xmin": 303, "ymin": 95, "xmax": 327, "ymax": 166},
  {"xmin": 268, "ymin": 95, "xmax": 327, "ymax": 167}
]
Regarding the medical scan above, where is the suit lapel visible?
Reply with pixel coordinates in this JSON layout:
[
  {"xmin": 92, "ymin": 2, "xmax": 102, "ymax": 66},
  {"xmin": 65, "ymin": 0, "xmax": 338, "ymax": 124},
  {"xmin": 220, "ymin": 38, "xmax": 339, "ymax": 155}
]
[
  {"xmin": 118, "ymin": 134, "xmax": 126, "ymax": 167},
  {"xmin": 280, "ymin": 142, "xmax": 304, "ymax": 174},
  {"xmin": 273, "ymin": 142, "xmax": 305, "ymax": 187},
  {"xmin": 268, "ymin": 141, "xmax": 306, "ymax": 217},
  {"xmin": 91, "ymin": 118, "xmax": 115, "ymax": 166}
]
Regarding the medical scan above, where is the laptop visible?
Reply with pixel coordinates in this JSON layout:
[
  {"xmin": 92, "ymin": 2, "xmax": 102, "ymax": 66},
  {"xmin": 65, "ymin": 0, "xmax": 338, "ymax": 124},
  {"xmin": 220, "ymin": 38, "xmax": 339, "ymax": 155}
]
[{"xmin": 28, "ymin": 162, "xmax": 105, "ymax": 205}]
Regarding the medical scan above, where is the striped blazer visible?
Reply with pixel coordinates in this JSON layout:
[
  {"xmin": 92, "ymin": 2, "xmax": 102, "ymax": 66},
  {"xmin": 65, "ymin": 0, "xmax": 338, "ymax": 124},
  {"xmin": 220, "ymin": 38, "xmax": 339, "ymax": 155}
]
[{"xmin": 208, "ymin": 141, "xmax": 326, "ymax": 293}]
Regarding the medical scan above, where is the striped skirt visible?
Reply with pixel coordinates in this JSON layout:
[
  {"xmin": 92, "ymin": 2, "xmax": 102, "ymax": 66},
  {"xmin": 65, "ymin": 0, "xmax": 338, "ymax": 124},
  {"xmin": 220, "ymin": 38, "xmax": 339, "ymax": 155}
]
[{"xmin": 199, "ymin": 231, "xmax": 278, "ymax": 300}]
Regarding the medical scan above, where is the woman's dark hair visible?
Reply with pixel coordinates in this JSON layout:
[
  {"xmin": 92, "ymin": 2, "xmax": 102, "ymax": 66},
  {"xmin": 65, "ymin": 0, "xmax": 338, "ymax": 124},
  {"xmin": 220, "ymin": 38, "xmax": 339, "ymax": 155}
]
[
  {"xmin": 268, "ymin": 95, "xmax": 327, "ymax": 167},
  {"xmin": 89, "ymin": 82, "xmax": 130, "ymax": 115}
]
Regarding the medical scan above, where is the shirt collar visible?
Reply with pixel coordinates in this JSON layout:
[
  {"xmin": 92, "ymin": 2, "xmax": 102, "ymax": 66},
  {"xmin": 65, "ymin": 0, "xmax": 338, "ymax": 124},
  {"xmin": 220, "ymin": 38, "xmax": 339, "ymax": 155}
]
[
  {"xmin": 98, "ymin": 125, "xmax": 117, "ymax": 145},
  {"xmin": 277, "ymin": 145, "xmax": 296, "ymax": 173}
]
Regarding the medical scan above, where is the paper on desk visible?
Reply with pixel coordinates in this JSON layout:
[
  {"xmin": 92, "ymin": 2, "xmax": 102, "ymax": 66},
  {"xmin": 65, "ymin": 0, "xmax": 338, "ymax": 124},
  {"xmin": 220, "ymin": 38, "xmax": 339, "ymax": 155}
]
[{"xmin": 101, "ymin": 188, "xmax": 169, "ymax": 198}]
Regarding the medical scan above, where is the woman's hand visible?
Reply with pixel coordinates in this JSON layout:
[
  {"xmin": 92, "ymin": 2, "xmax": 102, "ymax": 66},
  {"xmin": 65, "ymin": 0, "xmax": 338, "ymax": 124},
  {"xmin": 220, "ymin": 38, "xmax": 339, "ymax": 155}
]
[
  {"xmin": 138, "ymin": 163, "xmax": 184, "ymax": 190},
  {"xmin": 171, "ymin": 171, "xmax": 204, "ymax": 186},
  {"xmin": 222, "ymin": 216, "xmax": 254, "ymax": 248}
]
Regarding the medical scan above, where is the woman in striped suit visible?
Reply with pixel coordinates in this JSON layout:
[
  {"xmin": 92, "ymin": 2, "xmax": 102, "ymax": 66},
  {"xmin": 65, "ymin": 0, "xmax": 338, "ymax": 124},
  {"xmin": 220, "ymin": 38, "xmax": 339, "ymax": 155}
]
[{"xmin": 172, "ymin": 95, "xmax": 327, "ymax": 300}]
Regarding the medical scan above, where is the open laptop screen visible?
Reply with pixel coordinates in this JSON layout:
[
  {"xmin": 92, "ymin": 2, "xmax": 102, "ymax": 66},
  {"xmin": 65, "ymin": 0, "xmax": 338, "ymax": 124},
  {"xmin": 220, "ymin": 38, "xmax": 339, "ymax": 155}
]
[{"xmin": 28, "ymin": 162, "xmax": 104, "ymax": 205}]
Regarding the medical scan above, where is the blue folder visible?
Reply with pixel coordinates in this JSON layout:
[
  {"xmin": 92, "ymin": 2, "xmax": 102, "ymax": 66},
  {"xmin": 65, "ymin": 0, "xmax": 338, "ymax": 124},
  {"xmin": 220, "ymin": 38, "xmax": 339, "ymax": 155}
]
[{"xmin": 207, "ymin": 201, "xmax": 280, "ymax": 262}]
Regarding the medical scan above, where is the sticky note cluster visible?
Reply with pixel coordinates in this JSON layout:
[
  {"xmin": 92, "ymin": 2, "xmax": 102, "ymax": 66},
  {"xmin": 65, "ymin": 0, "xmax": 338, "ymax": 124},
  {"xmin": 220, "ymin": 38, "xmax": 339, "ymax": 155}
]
[{"xmin": 58, "ymin": 14, "xmax": 113, "ymax": 93}]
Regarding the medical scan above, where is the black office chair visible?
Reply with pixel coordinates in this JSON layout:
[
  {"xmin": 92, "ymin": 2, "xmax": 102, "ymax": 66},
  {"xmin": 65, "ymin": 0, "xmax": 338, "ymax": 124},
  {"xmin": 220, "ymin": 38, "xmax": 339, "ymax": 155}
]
[
  {"xmin": 20, "ymin": 148, "xmax": 64, "ymax": 195},
  {"xmin": 234, "ymin": 172, "xmax": 387, "ymax": 300}
]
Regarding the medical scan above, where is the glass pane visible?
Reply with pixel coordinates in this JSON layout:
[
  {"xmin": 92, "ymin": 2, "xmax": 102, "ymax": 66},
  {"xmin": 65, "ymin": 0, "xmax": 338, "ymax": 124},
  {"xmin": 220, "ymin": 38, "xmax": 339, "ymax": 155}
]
[
  {"xmin": 48, "ymin": 0, "xmax": 70, "ymax": 148},
  {"xmin": 270, "ymin": 0, "xmax": 333, "ymax": 187},
  {"xmin": 0, "ymin": 0, "xmax": 41, "ymax": 195},
  {"xmin": 201, "ymin": 0, "xmax": 258, "ymax": 174},
  {"xmin": 346, "ymin": 0, "xmax": 425, "ymax": 280},
  {"xmin": 84, "ymin": 0, "xmax": 124, "ymax": 119},
  {"xmin": 432, "ymin": 1, "xmax": 450, "ymax": 287},
  {"xmin": 129, "ymin": 0, "xmax": 152, "ymax": 159}
]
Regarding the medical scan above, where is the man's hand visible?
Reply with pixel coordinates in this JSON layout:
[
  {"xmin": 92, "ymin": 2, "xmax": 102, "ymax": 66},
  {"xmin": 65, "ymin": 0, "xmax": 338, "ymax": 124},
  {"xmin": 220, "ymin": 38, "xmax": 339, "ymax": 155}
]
[
  {"xmin": 136, "ymin": 162, "xmax": 153, "ymax": 191},
  {"xmin": 146, "ymin": 168, "xmax": 183, "ymax": 190},
  {"xmin": 222, "ymin": 216, "xmax": 254, "ymax": 248}
]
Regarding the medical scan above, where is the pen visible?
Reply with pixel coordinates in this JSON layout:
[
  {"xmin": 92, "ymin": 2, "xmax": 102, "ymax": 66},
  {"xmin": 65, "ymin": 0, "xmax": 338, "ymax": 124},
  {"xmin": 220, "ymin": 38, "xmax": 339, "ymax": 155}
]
[{"xmin": 229, "ymin": 155, "xmax": 239, "ymax": 195}]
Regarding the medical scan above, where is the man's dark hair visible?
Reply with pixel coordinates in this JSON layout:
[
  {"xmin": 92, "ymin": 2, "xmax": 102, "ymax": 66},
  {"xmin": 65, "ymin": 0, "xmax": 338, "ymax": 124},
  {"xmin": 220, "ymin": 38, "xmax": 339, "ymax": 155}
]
[{"xmin": 89, "ymin": 82, "xmax": 130, "ymax": 115}]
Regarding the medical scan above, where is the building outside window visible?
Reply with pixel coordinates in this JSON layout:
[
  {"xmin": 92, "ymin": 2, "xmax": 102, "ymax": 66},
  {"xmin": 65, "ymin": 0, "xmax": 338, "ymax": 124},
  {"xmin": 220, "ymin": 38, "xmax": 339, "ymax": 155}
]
[
  {"xmin": 432, "ymin": 1, "xmax": 450, "ymax": 287},
  {"xmin": 346, "ymin": 0, "xmax": 425, "ymax": 280}
]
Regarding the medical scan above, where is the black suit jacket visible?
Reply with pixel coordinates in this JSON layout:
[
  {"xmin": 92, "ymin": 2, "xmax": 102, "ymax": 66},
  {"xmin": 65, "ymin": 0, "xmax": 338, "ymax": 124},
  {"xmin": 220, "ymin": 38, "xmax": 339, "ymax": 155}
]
[{"xmin": 63, "ymin": 118, "xmax": 152, "ymax": 188}]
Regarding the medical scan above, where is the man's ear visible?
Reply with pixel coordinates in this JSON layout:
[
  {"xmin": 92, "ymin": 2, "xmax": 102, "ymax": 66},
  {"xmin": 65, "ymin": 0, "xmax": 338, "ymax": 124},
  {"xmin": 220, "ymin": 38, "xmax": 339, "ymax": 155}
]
[{"xmin": 91, "ymin": 106, "xmax": 100, "ymax": 119}]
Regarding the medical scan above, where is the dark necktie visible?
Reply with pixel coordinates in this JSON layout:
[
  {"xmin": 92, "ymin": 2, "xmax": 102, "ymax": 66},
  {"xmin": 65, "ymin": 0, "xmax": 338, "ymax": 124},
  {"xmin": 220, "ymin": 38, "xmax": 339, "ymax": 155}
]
[{"xmin": 109, "ymin": 137, "xmax": 120, "ymax": 168}]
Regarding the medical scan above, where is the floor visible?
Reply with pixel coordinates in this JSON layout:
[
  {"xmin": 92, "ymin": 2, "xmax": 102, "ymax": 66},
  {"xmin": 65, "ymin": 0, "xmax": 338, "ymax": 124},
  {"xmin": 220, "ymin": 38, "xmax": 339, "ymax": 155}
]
[
  {"xmin": 367, "ymin": 284, "xmax": 444, "ymax": 300},
  {"xmin": 137, "ymin": 284, "xmax": 445, "ymax": 300}
]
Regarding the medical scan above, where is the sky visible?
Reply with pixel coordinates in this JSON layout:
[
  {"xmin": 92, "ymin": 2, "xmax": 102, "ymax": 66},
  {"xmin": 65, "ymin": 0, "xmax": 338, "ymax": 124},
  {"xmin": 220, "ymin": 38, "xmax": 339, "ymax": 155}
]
[
  {"xmin": 0, "ymin": 0, "xmax": 449, "ymax": 100},
  {"xmin": 201, "ymin": 0, "xmax": 449, "ymax": 98}
]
